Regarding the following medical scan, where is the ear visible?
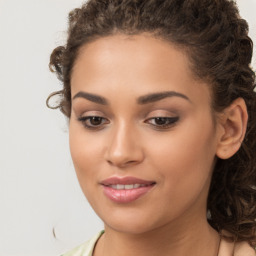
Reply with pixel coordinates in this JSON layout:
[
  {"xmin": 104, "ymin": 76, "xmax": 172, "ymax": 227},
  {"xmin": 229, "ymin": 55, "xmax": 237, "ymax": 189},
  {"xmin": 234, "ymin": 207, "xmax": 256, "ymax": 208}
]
[{"xmin": 216, "ymin": 98, "xmax": 248, "ymax": 159}]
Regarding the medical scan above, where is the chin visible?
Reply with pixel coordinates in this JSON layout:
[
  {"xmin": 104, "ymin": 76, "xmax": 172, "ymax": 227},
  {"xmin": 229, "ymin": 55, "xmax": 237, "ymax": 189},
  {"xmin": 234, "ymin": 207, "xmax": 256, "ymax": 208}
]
[
  {"xmin": 100, "ymin": 210, "xmax": 169, "ymax": 236},
  {"xmin": 106, "ymin": 221, "xmax": 155, "ymax": 235}
]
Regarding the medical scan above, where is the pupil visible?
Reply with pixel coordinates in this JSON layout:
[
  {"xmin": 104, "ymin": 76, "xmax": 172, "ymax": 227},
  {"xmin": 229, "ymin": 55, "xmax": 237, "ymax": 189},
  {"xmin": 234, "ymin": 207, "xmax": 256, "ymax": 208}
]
[
  {"xmin": 155, "ymin": 118, "xmax": 167, "ymax": 125},
  {"xmin": 91, "ymin": 117, "xmax": 102, "ymax": 125}
]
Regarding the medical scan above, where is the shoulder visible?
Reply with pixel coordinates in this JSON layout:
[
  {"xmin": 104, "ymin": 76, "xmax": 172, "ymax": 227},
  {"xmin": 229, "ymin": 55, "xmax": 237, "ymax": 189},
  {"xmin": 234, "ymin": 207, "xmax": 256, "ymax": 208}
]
[
  {"xmin": 61, "ymin": 231, "xmax": 104, "ymax": 256},
  {"xmin": 234, "ymin": 241, "xmax": 255, "ymax": 256},
  {"xmin": 219, "ymin": 238, "xmax": 255, "ymax": 256}
]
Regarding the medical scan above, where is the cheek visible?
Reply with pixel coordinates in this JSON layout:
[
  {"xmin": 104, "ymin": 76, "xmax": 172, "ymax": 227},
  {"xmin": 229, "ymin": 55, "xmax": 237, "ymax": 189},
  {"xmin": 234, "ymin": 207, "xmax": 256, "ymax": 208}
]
[
  {"xmin": 148, "ymin": 119, "xmax": 217, "ymax": 191},
  {"xmin": 69, "ymin": 122, "xmax": 103, "ymax": 189}
]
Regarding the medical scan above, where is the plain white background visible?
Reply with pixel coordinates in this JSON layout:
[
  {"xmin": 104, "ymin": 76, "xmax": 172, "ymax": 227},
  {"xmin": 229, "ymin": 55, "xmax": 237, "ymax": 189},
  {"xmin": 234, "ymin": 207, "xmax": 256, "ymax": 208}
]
[{"xmin": 0, "ymin": 1, "xmax": 255, "ymax": 255}]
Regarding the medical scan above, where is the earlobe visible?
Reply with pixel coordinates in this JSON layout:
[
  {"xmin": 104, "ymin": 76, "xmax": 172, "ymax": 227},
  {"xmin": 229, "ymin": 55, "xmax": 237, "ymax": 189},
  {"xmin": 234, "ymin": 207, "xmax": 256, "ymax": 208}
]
[{"xmin": 216, "ymin": 98, "xmax": 248, "ymax": 160}]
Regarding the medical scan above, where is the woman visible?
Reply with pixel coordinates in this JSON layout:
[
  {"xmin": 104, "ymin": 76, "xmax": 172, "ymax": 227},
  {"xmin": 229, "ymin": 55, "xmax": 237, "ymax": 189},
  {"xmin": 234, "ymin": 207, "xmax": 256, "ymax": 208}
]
[{"xmin": 48, "ymin": 0, "xmax": 256, "ymax": 255}]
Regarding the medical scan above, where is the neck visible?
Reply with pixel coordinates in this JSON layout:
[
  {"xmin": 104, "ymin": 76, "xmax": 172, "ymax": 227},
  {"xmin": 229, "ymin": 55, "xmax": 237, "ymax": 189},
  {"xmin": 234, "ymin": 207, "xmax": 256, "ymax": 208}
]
[{"xmin": 94, "ymin": 216, "xmax": 220, "ymax": 256}]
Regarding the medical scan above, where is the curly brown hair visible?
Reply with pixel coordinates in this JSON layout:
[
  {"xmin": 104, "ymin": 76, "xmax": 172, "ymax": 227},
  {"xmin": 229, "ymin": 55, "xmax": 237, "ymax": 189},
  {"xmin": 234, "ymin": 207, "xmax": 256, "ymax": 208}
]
[{"xmin": 48, "ymin": 0, "xmax": 256, "ymax": 246}]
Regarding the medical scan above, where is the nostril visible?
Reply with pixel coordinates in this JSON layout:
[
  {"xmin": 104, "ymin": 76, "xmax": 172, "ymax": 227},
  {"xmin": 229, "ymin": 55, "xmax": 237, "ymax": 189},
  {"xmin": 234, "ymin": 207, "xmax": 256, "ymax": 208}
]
[
  {"xmin": 107, "ymin": 159, "xmax": 135, "ymax": 166},
  {"xmin": 126, "ymin": 160, "xmax": 137, "ymax": 165},
  {"xmin": 104, "ymin": 135, "xmax": 144, "ymax": 167}
]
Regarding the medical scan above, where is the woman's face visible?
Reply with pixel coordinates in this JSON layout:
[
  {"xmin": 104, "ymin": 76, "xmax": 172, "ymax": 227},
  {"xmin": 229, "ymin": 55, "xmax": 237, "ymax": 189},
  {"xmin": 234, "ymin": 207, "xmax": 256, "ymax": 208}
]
[{"xmin": 69, "ymin": 34, "xmax": 222, "ymax": 234}]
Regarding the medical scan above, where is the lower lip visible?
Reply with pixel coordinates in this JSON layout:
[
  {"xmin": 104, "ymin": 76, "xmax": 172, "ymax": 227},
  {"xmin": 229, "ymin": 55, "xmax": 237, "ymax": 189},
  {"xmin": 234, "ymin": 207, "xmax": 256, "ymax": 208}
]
[{"xmin": 102, "ymin": 185, "xmax": 154, "ymax": 203}]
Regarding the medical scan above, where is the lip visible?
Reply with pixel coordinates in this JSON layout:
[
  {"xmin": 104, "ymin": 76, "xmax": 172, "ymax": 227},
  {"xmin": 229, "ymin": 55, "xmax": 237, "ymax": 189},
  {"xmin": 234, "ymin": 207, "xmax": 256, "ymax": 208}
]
[
  {"xmin": 100, "ymin": 176, "xmax": 156, "ymax": 203},
  {"xmin": 100, "ymin": 176, "xmax": 155, "ymax": 186}
]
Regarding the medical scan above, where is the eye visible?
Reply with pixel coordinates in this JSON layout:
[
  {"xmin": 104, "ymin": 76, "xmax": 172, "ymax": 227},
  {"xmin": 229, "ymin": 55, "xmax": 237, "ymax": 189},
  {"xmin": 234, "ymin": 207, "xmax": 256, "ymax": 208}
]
[
  {"xmin": 145, "ymin": 117, "xmax": 179, "ymax": 129},
  {"xmin": 77, "ymin": 116, "xmax": 109, "ymax": 130}
]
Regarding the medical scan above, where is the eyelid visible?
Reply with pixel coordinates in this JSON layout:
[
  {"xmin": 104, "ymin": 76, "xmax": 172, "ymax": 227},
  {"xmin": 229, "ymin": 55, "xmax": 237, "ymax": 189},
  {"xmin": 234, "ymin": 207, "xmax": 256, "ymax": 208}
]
[
  {"xmin": 145, "ymin": 109, "xmax": 178, "ymax": 118},
  {"xmin": 145, "ymin": 116, "xmax": 179, "ymax": 123},
  {"xmin": 79, "ymin": 110, "xmax": 106, "ymax": 117},
  {"xmin": 144, "ymin": 115, "xmax": 180, "ymax": 130},
  {"xmin": 77, "ymin": 115, "xmax": 110, "ymax": 130},
  {"xmin": 76, "ymin": 109, "xmax": 110, "ymax": 129}
]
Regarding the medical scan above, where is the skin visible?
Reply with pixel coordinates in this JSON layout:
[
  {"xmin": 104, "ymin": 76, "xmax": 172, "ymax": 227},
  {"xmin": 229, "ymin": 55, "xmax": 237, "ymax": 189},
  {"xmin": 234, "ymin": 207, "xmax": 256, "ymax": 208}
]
[{"xmin": 69, "ymin": 34, "xmax": 247, "ymax": 256}]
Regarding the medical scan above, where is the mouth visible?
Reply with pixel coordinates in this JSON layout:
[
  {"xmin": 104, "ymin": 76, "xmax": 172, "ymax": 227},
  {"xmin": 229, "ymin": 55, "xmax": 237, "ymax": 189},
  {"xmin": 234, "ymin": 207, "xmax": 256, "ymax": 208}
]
[
  {"xmin": 107, "ymin": 184, "xmax": 153, "ymax": 190},
  {"xmin": 100, "ymin": 176, "xmax": 156, "ymax": 203}
]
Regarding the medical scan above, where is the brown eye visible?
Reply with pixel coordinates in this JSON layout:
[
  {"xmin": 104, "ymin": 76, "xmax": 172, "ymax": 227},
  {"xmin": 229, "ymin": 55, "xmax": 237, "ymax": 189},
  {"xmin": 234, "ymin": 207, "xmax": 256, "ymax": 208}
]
[
  {"xmin": 146, "ymin": 117, "xmax": 179, "ymax": 129},
  {"xmin": 154, "ymin": 117, "xmax": 170, "ymax": 125},
  {"xmin": 78, "ymin": 116, "xmax": 109, "ymax": 129},
  {"xmin": 90, "ymin": 116, "xmax": 103, "ymax": 126}
]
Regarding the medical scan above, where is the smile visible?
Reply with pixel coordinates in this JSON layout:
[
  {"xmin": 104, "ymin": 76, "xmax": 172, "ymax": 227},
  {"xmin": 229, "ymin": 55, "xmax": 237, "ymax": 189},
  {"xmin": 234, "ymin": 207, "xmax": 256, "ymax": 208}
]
[
  {"xmin": 100, "ymin": 176, "xmax": 156, "ymax": 203},
  {"xmin": 108, "ymin": 184, "xmax": 150, "ymax": 190}
]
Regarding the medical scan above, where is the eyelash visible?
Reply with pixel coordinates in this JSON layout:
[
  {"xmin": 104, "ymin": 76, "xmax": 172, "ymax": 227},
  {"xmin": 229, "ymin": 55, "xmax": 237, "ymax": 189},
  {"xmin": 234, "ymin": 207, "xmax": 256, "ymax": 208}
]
[
  {"xmin": 77, "ymin": 116, "xmax": 179, "ymax": 130},
  {"xmin": 145, "ymin": 117, "xmax": 179, "ymax": 129},
  {"xmin": 77, "ymin": 116, "xmax": 109, "ymax": 130}
]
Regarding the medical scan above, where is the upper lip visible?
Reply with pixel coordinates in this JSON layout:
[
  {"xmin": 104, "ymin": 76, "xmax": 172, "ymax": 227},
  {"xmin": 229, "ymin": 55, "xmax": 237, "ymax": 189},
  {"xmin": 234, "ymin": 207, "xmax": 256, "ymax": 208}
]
[{"xmin": 100, "ymin": 176, "xmax": 156, "ymax": 186}]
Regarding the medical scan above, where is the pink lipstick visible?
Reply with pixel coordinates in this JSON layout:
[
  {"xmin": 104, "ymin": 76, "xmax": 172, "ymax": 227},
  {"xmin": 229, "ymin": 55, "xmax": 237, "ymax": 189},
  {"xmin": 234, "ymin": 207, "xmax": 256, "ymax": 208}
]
[{"xmin": 100, "ymin": 176, "xmax": 156, "ymax": 203}]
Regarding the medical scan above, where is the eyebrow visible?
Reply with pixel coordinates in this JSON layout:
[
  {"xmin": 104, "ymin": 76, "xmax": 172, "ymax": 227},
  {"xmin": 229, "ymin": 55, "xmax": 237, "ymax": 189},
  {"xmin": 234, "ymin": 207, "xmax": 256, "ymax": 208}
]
[
  {"xmin": 72, "ymin": 90, "xmax": 190, "ymax": 105},
  {"xmin": 137, "ymin": 91, "xmax": 190, "ymax": 104},
  {"xmin": 72, "ymin": 91, "xmax": 108, "ymax": 105}
]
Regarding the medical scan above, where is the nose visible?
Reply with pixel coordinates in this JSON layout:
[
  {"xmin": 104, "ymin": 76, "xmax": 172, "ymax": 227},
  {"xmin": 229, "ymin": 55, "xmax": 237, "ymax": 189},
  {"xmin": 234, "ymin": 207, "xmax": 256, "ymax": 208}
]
[{"xmin": 104, "ymin": 122, "xmax": 144, "ymax": 168}]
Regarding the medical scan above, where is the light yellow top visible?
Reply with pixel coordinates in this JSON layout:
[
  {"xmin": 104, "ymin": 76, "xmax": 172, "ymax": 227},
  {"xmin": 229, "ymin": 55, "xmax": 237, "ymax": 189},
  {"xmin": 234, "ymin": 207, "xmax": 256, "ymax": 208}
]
[
  {"xmin": 61, "ymin": 231, "xmax": 104, "ymax": 256},
  {"xmin": 61, "ymin": 230, "xmax": 255, "ymax": 256},
  {"xmin": 219, "ymin": 239, "xmax": 255, "ymax": 256}
]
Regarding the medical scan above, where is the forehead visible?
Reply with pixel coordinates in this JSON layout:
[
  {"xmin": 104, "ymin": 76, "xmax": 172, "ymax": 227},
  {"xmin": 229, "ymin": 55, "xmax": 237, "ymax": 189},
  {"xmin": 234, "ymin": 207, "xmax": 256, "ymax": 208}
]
[
  {"xmin": 71, "ymin": 34, "xmax": 211, "ymax": 106},
  {"xmin": 73, "ymin": 34, "xmax": 192, "ymax": 80}
]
